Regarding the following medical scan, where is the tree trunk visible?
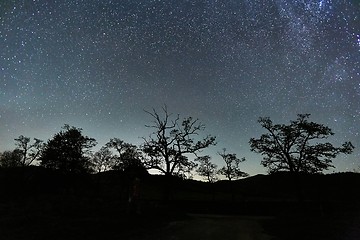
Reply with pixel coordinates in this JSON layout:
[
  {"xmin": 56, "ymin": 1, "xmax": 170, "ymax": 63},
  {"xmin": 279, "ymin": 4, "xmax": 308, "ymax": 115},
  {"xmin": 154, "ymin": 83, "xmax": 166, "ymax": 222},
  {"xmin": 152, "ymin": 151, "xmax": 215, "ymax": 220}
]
[
  {"xmin": 163, "ymin": 173, "xmax": 173, "ymax": 202},
  {"xmin": 292, "ymin": 172, "xmax": 304, "ymax": 210}
]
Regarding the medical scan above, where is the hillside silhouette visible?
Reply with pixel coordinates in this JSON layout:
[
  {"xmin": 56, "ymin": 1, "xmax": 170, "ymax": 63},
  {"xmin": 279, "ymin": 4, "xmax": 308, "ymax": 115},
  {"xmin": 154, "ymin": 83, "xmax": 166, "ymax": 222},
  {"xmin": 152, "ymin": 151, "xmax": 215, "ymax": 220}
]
[{"xmin": 0, "ymin": 166, "xmax": 359, "ymax": 239}]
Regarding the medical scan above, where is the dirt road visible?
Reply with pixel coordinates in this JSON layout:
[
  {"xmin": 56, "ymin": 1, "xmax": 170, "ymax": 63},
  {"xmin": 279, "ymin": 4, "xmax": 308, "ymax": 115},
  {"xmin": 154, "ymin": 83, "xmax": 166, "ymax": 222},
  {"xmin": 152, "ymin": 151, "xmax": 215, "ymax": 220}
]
[{"xmin": 155, "ymin": 214, "xmax": 273, "ymax": 240}]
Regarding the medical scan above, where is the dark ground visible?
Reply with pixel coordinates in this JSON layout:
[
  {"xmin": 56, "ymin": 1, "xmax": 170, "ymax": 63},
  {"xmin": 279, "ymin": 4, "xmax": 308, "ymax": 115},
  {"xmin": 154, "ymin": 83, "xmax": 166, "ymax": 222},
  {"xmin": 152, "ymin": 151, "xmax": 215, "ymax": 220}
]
[{"xmin": 0, "ymin": 167, "xmax": 359, "ymax": 239}]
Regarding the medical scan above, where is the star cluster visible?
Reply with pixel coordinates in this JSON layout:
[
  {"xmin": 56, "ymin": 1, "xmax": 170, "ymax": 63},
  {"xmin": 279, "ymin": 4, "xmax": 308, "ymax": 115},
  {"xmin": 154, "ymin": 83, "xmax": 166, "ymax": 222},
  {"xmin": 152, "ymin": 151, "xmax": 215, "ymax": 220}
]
[{"xmin": 1, "ymin": 0, "xmax": 359, "ymax": 174}]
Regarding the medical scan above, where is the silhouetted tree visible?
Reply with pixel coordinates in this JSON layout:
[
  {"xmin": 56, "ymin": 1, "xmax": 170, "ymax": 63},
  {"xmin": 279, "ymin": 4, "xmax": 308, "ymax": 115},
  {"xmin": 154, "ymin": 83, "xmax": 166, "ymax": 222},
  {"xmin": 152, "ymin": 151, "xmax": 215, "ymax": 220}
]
[
  {"xmin": 172, "ymin": 159, "xmax": 197, "ymax": 180},
  {"xmin": 106, "ymin": 138, "xmax": 144, "ymax": 171},
  {"xmin": 218, "ymin": 148, "xmax": 248, "ymax": 180},
  {"xmin": 40, "ymin": 125, "xmax": 97, "ymax": 173},
  {"xmin": 195, "ymin": 155, "xmax": 218, "ymax": 182},
  {"xmin": 14, "ymin": 135, "xmax": 44, "ymax": 166},
  {"xmin": 0, "ymin": 150, "xmax": 22, "ymax": 168},
  {"xmin": 91, "ymin": 146, "xmax": 116, "ymax": 172},
  {"xmin": 142, "ymin": 106, "xmax": 216, "ymax": 177},
  {"xmin": 249, "ymin": 114, "xmax": 354, "ymax": 174}
]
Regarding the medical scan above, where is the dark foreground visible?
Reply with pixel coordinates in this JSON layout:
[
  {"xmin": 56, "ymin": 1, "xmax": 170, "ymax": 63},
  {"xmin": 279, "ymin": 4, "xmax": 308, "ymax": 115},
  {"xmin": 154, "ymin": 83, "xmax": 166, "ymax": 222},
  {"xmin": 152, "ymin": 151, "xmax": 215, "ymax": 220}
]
[
  {"xmin": 0, "ymin": 167, "xmax": 359, "ymax": 239},
  {"xmin": 157, "ymin": 214, "xmax": 273, "ymax": 240},
  {"xmin": 1, "ymin": 204, "xmax": 359, "ymax": 240}
]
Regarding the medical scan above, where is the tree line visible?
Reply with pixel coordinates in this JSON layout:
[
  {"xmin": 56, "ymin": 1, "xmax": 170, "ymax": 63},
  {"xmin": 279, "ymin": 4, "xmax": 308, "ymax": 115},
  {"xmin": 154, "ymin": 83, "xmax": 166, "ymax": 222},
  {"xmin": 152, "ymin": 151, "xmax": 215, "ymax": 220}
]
[{"xmin": 0, "ymin": 107, "xmax": 354, "ymax": 181}]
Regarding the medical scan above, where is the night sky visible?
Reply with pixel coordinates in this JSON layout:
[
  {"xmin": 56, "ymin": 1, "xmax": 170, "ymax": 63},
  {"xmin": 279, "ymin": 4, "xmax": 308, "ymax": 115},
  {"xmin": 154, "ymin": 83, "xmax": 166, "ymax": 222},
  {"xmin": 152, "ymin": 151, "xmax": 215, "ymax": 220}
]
[{"xmin": 1, "ymin": 0, "xmax": 359, "ymax": 175}]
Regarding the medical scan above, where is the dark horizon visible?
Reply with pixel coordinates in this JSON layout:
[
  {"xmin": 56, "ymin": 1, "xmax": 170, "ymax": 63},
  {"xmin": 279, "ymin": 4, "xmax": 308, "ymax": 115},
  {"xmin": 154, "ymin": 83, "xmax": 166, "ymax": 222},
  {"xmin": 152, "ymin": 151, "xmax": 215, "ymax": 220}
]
[{"xmin": 0, "ymin": 165, "xmax": 359, "ymax": 239}]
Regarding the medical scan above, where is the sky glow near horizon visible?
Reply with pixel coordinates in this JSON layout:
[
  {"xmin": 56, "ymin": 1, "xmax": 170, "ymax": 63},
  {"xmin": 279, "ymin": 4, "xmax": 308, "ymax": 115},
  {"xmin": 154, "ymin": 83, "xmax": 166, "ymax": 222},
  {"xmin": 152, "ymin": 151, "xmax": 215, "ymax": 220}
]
[{"xmin": 0, "ymin": 0, "xmax": 359, "ymax": 176}]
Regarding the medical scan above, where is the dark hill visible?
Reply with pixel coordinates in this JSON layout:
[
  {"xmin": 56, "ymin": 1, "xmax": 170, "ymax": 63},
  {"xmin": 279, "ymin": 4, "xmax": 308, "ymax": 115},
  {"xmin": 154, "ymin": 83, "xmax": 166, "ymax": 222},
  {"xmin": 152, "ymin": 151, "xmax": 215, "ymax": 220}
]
[
  {"xmin": 0, "ymin": 167, "xmax": 359, "ymax": 239},
  {"xmin": 1, "ymin": 167, "xmax": 359, "ymax": 206}
]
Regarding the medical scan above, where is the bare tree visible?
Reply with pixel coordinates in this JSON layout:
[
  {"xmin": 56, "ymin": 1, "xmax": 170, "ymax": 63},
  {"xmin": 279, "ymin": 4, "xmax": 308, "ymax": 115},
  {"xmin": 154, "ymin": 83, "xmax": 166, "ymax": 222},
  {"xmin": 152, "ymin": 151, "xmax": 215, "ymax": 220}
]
[
  {"xmin": 218, "ymin": 149, "xmax": 248, "ymax": 181},
  {"xmin": 142, "ymin": 106, "xmax": 216, "ymax": 177},
  {"xmin": 14, "ymin": 135, "xmax": 44, "ymax": 166},
  {"xmin": 195, "ymin": 155, "xmax": 218, "ymax": 182}
]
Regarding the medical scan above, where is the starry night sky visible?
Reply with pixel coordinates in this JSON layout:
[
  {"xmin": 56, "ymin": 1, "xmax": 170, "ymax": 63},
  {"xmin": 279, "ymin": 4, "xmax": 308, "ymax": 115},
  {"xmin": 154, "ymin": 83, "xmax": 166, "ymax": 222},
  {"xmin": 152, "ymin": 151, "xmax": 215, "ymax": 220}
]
[{"xmin": 1, "ymin": 0, "xmax": 359, "ymax": 175}]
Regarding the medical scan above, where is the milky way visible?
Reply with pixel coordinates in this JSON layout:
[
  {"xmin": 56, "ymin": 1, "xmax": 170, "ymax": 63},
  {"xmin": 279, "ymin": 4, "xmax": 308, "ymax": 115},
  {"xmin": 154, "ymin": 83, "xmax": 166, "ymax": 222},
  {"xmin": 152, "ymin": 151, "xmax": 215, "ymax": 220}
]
[{"xmin": 1, "ymin": 0, "xmax": 359, "ymax": 175}]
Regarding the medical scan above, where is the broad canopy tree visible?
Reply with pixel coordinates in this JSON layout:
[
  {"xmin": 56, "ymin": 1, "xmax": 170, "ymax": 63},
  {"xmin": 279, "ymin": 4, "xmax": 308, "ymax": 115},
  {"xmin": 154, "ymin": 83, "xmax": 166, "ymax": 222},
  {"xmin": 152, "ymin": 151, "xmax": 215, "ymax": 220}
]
[
  {"xmin": 106, "ymin": 138, "xmax": 144, "ymax": 171},
  {"xmin": 0, "ymin": 150, "xmax": 22, "ymax": 168},
  {"xmin": 142, "ymin": 106, "xmax": 216, "ymax": 177},
  {"xmin": 40, "ymin": 125, "xmax": 97, "ymax": 173},
  {"xmin": 249, "ymin": 114, "xmax": 354, "ymax": 174},
  {"xmin": 91, "ymin": 146, "xmax": 116, "ymax": 173}
]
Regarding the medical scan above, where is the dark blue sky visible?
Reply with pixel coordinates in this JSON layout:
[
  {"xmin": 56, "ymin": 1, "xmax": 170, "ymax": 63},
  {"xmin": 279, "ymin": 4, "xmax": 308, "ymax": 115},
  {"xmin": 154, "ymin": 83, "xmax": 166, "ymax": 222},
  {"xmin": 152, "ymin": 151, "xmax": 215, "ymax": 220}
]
[{"xmin": 1, "ymin": 0, "xmax": 359, "ymax": 175}]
